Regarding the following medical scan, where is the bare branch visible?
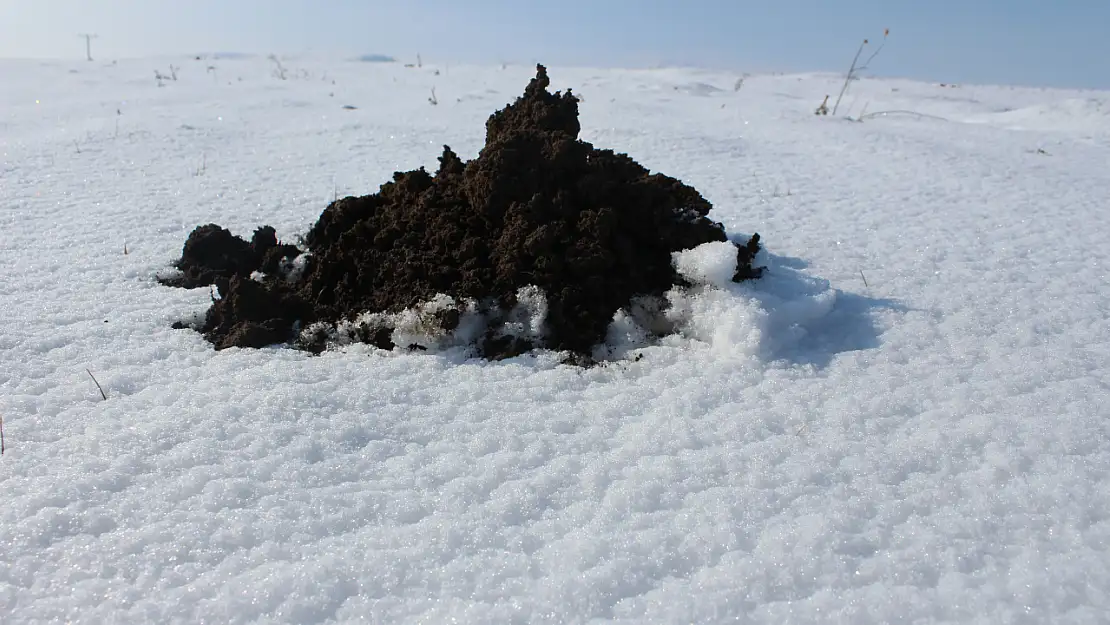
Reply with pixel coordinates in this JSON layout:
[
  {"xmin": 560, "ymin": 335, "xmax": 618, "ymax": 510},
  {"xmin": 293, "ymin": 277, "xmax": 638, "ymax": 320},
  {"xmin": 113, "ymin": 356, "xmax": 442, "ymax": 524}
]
[
  {"xmin": 78, "ymin": 33, "xmax": 98, "ymax": 61},
  {"xmin": 832, "ymin": 29, "xmax": 889, "ymax": 116},
  {"xmin": 86, "ymin": 369, "xmax": 107, "ymax": 401}
]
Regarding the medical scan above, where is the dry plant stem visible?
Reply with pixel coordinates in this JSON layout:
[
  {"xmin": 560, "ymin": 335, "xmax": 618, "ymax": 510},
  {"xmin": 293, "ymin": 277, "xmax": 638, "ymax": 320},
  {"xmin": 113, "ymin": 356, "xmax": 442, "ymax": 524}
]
[
  {"xmin": 1, "ymin": 414, "xmax": 6, "ymax": 455},
  {"xmin": 860, "ymin": 36, "xmax": 888, "ymax": 72},
  {"xmin": 833, "ymin": 31, "xmax": 888, "ymax": 116},
  {"xmin": 833, "ymin": 40, "xmax": 868, "ymax": 116},
  {"xmin": 79, "ymin": 33, "xmax": 98, "ymax": 61},
  {"xmin": 86, "ymin": 369, "xmax": 107, "ymax": 400}
]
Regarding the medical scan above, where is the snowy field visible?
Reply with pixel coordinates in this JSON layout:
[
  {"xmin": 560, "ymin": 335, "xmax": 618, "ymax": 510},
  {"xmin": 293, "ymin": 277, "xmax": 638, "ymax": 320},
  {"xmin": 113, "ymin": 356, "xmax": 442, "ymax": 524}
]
[{"xmin": 2, "ymin": 54, "xmax": 1109, "ymax": 623}]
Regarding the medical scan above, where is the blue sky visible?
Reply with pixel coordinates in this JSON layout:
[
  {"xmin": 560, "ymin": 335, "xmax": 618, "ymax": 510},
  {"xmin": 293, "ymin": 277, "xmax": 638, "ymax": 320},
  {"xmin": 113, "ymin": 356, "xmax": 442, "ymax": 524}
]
[{"xmin": 1, "ymin": 0, "xmax": 1107, "ymax": 89}]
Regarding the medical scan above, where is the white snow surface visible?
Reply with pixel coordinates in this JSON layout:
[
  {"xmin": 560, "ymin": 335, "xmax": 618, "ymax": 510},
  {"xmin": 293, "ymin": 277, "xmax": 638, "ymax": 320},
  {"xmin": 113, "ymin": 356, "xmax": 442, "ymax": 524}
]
[{"xmin": 2, "ymin": 56, "xmax": 1110, "ymax": 624}]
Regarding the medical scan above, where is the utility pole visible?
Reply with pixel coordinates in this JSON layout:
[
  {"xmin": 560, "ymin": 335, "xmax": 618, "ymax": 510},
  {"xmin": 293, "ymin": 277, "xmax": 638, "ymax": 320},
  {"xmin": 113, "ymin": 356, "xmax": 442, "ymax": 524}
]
[{"xmin": 78, "ymin": 33, "xmax": 98, "ymax": 61}]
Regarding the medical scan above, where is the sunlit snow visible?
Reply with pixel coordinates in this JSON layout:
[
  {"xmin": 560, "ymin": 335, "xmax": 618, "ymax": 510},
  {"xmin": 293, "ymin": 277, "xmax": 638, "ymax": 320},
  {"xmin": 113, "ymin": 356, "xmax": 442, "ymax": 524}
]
[{"xmin": 2, "ymin": 54, "xmax": 1108, "ymax": 624}]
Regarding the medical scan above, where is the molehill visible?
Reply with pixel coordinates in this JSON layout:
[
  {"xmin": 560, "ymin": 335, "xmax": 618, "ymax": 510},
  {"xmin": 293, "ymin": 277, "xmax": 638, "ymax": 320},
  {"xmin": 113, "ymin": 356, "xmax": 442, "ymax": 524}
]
[{"xmin": 161, "ymin": 65, "xmax": 764, "ymax": 360}]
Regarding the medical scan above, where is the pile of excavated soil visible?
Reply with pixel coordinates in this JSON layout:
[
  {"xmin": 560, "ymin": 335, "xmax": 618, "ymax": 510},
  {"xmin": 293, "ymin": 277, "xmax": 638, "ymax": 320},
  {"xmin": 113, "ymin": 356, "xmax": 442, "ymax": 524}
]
[{"xmin": 161, "ymin": 65, "xmax": 763, "ymax": 360}]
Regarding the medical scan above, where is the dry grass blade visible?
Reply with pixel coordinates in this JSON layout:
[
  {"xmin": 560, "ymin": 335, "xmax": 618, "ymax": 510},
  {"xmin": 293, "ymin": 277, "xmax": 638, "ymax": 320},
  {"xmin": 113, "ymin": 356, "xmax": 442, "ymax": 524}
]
[
  {"xmin": 1, "ymin": 413, "xmax": 5, "ymax": 455},
  {"xmin": 86, "ymin": 368, "xmax": 108, "ymax": 400}
]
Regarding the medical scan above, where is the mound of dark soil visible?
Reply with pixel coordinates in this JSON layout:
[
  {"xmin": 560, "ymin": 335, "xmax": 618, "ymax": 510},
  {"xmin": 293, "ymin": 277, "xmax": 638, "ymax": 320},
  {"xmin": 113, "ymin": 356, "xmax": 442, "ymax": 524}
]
[
  {"xmin": 161, "ymin": 65, "xmax": 763, "ymax": 359},
  {"xmin": 161, "ymin": 224, "xmax": 300, "ymax": 291}
]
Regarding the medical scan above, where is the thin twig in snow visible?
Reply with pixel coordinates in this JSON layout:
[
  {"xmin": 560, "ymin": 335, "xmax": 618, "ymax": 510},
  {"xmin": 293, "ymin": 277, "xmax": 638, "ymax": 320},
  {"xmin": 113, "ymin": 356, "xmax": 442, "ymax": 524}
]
[
  {"xmin": 86, "ymin": 369, "xmax": 107, "ymax": 400},
  {"xmin": 833, "ymin": 29, "xmax": 889, "ymax": 116}
]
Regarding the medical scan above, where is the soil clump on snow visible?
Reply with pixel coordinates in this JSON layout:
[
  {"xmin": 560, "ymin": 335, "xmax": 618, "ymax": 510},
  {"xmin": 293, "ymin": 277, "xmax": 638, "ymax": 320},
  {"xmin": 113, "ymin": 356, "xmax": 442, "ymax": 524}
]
[{"xmin": 160, "ymin": 65, "xmax": 763, "ymax": 360}]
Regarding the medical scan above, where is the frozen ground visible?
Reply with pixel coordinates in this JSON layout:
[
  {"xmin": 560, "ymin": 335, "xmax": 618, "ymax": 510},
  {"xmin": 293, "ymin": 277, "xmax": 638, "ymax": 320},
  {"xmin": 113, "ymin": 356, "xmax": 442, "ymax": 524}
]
[{"xmin": 1, "ymin": 54, "xmax": 1109, "ymax": 624}]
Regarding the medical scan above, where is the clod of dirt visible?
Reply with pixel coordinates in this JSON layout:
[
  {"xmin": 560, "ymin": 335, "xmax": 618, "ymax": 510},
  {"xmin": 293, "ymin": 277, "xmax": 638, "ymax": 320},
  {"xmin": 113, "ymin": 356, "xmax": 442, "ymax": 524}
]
[
  {"xmin": 161, "ymin": 64, "xmax": 763, "ymax": 360},
  {"xmin": 159, "ymin": 224, "xmax": 299, "ymax": 290},
  {"xmin": 733, "ymin": 233, "xmax": 765, "ymax": 282},
  {"xmin": 202, "ymin": 275, "xmax": 312, "ymax": 350}
]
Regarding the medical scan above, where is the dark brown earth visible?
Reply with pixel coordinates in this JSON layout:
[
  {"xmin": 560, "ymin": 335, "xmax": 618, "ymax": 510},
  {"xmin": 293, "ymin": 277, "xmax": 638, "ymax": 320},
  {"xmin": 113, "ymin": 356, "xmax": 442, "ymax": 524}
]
[
  {"xmin": 161, "ymin": 65, "xmax": 763, "ymax": 359},
  {"xmin": 161, "ymin": 224, "xmax": 300, "ymax": 291}
]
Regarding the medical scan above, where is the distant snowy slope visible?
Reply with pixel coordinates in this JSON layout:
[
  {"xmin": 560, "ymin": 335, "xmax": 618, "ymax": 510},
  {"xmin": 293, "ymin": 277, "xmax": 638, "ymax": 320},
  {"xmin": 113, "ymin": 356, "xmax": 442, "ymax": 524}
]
[
  {"xmin": 1, "ymin": 55, "xmax": 1108, "ymax": 624},
  {"xmin": 967, "ymin": 97, "xmax": 1110, "ymax": 141}
]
